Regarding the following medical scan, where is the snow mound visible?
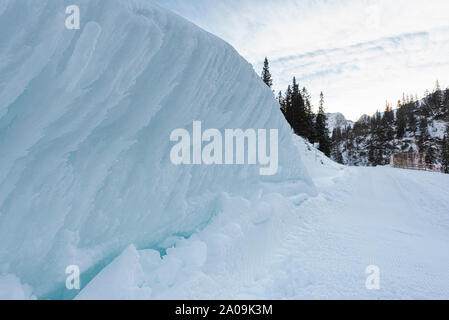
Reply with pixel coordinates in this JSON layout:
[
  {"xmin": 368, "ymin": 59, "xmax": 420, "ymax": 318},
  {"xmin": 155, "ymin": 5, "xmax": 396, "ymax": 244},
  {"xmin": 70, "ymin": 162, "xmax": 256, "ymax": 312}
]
[{"xmin": 0, "ymin": 0, "xmax": 314, "ymax": 298}]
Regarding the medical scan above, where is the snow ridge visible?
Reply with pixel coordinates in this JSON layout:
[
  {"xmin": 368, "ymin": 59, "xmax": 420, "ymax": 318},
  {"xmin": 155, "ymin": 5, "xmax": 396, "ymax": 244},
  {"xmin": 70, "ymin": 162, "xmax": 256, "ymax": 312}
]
[{"xmin": 0, "ymin": 0, "xmax": 313, "ymax": 298}]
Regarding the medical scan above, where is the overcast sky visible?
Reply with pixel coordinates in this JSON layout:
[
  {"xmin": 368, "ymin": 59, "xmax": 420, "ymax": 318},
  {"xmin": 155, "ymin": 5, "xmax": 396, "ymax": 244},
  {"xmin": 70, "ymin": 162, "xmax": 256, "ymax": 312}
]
[{"xmin": 154, "ymin": 0, "xmax": 449, "ymax": 120}]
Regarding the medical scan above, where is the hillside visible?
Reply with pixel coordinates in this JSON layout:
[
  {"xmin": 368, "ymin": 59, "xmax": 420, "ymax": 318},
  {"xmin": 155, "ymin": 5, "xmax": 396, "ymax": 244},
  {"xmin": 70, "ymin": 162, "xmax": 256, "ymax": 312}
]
[{"xmin": 330, "ymin": 88, "xmax": 449, "ymax": 169}]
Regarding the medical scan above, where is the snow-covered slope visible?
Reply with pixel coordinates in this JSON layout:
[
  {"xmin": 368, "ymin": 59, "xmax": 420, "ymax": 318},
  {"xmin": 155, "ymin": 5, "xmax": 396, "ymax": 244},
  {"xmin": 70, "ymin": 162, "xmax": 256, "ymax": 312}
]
[{"xmin": 0, "ymin": 0, "xmax": 313, "ymax": 298}]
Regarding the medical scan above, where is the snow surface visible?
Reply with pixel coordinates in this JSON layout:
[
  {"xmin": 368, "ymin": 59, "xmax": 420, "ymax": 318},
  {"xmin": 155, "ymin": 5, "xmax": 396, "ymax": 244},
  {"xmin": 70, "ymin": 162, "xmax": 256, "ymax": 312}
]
[
  {"xmin": 0, "ymin": 0, "xmax": 312, "ymax": 299},
  {"xmin": 1, "ymin": 0, "xmax": 449, "ymax": 300}
]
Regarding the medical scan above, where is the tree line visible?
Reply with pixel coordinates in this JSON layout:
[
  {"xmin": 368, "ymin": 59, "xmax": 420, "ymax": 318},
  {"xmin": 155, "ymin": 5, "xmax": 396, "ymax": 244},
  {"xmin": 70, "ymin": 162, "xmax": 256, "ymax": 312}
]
[
  {"xmin": 330, "ymin": 81, "xmax": 449, "ymax": 173},
  {"xmin": 261, "ymin": 57, "xmax": 449, "ymax": 173},
  {"xmin": 261, "ymin": 57, "xmax": 331, "ymax": 157}
]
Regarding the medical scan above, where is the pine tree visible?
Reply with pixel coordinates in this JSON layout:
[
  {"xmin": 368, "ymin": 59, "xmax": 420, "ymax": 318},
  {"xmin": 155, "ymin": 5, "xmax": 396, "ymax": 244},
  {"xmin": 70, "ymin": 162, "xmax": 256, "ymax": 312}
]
[
  {"xmin": 368, "ymin": 143, "xmax": 376, "ymax": 166},
  {"xmin": 425, "ymin": 147, "xmax": 436, "ymax": 166},
  {"xmin": 278, "ymin": 91, "xmax": 285, "ymax": 115},
  {"xmin": 301, "ymin": 87, "xmax": 315, "ymax": 141},
  {"xmin": 442, "ymin": 127, "xmax": 449, "ymax": 174},
  {"xmin": 408, "ymin": 102, "xmax": 418, "ymax": 133},
  {"xmin": 434, "ymin": 80, "xmax": 443, "ymax": 112},
  {"xmin": 261, "ymin": 57, "xmax": 273, "ymax": 88},
  {"xmin": 418, "ymin": 115, "xmax": 436, "ymax": 165},
  {"xmin": 290, "ymin": 77, "xmax": 307, "ymax": 137},
  {"xmin": 315, "ymin": 92, "xmax": 331, "ymax": 157},
  {"xmin": 395, "ymin": 101, "xmax": 407, "ymax": 138},
  {"xmin": 284, "ymin": 85, "xmax": 293, "ymax": 128},
  {"xmin": 418, "ymin": 117, "xmax": 429, "ymax": 152},
  {"xmin": 422, "ymin": 89, "xmax": 436, "ymax": 117},
  {"xmin": 383, "ymin": 104, "xmax": 395, "ymax": 141},
  {"xmin": 444, "ymin": 88, "xmax": 449, "ymax": 120},
  {"xmin": 369, "ymin": 111, "xmax": 386, "ymax": 165}
]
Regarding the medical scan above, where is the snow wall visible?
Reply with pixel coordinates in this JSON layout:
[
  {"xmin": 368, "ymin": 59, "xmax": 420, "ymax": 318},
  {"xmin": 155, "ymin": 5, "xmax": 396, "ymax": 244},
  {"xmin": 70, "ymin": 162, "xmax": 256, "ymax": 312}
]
[{"xmin": 0, "ymin": 0, "xmax": 315, "ymax": 298}]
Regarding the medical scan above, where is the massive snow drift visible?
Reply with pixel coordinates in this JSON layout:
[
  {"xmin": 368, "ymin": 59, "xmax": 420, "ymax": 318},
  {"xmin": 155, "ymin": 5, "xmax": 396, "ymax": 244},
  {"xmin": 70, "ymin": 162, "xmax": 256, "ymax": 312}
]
[{"xmin": 0, "ymin": 0, "xmax": 312, "ymax": 298}]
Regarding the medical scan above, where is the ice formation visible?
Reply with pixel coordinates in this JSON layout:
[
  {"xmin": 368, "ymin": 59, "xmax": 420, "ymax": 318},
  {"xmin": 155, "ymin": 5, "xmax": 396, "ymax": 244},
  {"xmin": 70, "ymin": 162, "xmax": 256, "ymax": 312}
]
[{"xmin": 0, "ymin": 0, "xmax": 313, "ymax": 298}]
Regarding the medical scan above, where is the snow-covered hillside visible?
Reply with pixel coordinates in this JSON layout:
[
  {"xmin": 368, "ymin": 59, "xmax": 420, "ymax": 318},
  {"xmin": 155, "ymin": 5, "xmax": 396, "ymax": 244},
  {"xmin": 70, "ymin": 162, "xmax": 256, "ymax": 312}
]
[
  {"xmin": 331, "ymin": 95, "xmax": 449, "ymax": 168},
  {"xmin": 0, "ymin": 0, "xmax": 312, "ymax": 299}
]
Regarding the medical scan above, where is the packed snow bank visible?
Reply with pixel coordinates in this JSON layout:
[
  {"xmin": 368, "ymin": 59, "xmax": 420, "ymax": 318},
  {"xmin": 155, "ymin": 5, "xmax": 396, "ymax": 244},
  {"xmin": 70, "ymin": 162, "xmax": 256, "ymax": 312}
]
[{"xmin": 0, "ymin": 0, "xmax": 313, "ymax": 298}]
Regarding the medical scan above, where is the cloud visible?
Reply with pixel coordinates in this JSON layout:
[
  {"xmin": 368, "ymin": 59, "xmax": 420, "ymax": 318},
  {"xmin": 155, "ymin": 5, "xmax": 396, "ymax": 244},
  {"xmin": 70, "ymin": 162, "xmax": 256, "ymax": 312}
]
[{"xmin": 155, "ymin": 0, "xmax": 449, "ymax": 120}]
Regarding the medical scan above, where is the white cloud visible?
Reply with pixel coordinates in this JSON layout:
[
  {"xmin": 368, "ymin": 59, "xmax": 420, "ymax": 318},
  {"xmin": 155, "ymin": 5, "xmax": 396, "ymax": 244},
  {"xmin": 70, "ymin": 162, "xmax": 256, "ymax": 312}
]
[{"xmin": 155, "ymin": 0, "xmax": 449, "ymax": 120}]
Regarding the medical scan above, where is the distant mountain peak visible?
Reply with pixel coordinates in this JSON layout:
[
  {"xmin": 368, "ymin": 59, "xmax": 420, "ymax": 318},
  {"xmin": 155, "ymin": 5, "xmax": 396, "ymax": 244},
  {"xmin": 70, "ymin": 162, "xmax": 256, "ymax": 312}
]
[{"xmin": 326, "ymin": 112, "xmax": 354, "ymax": 134}]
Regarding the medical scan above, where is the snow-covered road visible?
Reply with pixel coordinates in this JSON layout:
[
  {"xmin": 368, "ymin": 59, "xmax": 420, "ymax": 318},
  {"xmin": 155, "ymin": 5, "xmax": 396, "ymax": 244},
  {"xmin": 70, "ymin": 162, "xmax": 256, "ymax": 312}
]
[{"xmin": 266, "ymin": 164, "xmax": 449, "ymax": 299}]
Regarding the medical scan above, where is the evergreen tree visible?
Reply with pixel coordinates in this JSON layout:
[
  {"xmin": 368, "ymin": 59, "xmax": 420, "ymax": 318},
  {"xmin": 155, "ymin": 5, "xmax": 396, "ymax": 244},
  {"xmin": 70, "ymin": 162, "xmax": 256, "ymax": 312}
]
[
  {"xmin": 434, "ymin": 80, "xmax": 444, "ymax": 112},
  {"xmin": 407, "ymin": 101, "xmax": 418, "ymax": 133},
  {"xmin": 425, "ymin": 147, "xmax": 436, "ymax": 165},
  {"xmin": 290, "ymin": 77, "xmax": 301, "ymax": 134},
  {"xmin": 442, "ymin": 126, "xmax": 449, "ymax": 174},
  {"xmin": 444, "ymin": 88, "xmax": 449, "ymax": 120},
  {"xmin": 315, "ymin": 92, "xmax": 331, "ymax": 157},
  {"xmin": 335, "ymin": 149, "xmax": 344, "ymax": 164},
  {"xmin": 383, "ymin": 104, "xmax": 395, "ymax": 141},
  {"xmin": 332, "ymin": 127, "xmax": 342, "ymax": 142},
  {"xmin": 370, "ymin": 111, "xmax": 387, "ymax": 165},
  {"xmin": 284, "ymin": 85, "xmax": 293, "ymax": 129},
  {"xmin": 261, "ymin": 57, "xmax": 273, "ymax": 88},
  {"xmin": 422, "ymin": 89, "xmax": 436, "ymax": 117},
  {"xmin": 395, "ymin": 101, "xmax": 407, "ymax": 138},
  {"xmin": 301, "ymin": 87, "xmax": 315, "ymax": 141},
  {"xmin": 418, "ymin": 117, "xmax": 429, "ymax": 152},
  {"xmin": 290, "ymin": 77, "xmax": 308, "ymax": 138},
  {"xmin": 417, "ymin": 116, "xmax": 436, "ymax": 165},
  {"xmin": 278, "ymin": 91, "xmax": 285, "ymax": 115}
]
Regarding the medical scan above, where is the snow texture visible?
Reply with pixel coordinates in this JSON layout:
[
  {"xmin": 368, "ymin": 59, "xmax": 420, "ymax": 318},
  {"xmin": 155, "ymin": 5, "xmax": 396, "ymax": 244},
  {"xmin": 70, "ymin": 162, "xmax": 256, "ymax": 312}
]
[{"xmin": 0, "ymin": 0, "xmax": 312, "ymax": 299}]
